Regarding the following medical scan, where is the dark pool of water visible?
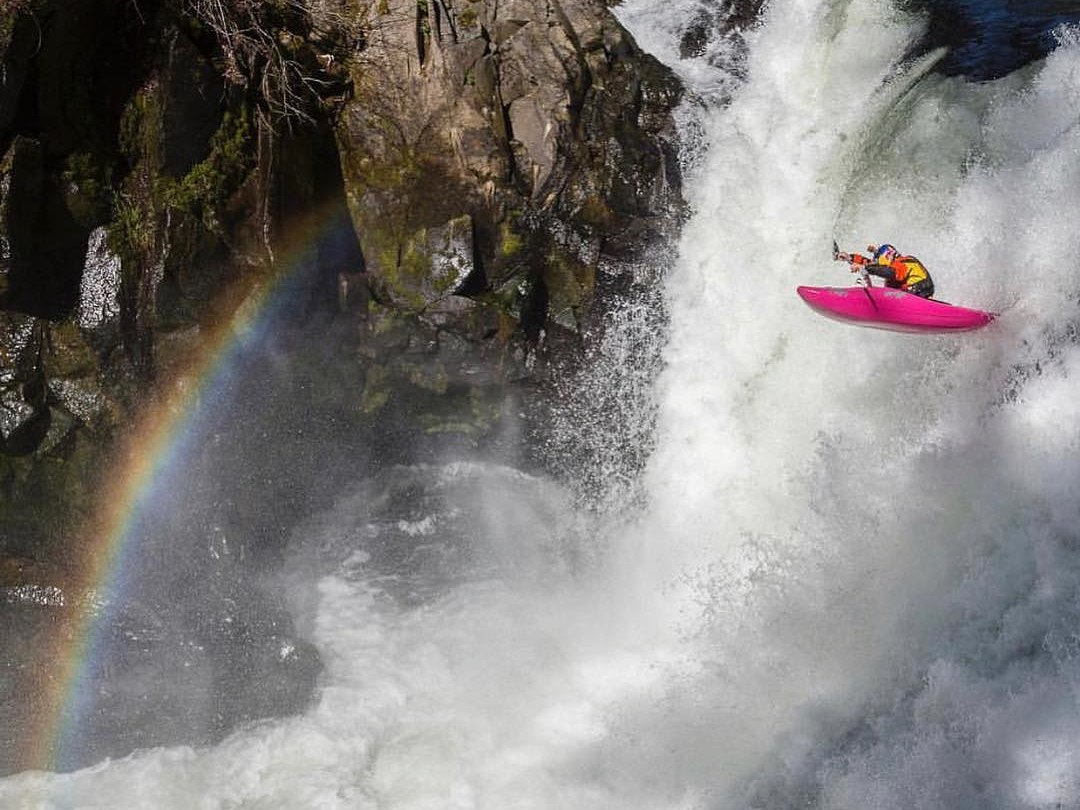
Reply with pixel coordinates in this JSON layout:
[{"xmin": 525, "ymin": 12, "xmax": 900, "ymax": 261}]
[{"xmin": 921, "ymin": 0, "xmax": 1080, "ymax": 79}]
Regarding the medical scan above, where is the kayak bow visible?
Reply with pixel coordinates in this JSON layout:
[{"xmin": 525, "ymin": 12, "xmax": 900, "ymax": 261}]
[{"xmin": 796, "ymin": 285, "xmax": 994, "ymax": 333}]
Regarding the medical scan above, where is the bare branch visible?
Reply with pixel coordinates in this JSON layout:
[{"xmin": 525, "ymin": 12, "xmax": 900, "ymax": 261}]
[{"xmin": 173, "ymin": 0, "xmax": 361, "ymax": 129}]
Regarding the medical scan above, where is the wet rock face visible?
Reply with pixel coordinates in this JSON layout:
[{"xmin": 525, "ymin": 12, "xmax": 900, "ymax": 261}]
[
  {"xmin": 0, "ymin": 0, "xmax": 687, "ymax": 476},
  {"xmin": 679, "ymin": 0, "xmax": 765, "ymax": 59},
  {"xmin": 675, "ymin": 0, "xmax": 766, "ymax": 98},
  {"xmin": 0, "ymin": 0, "xmax": 697, "ymax": 774},
  {"xmin": 76, "ymin": 227, "xmax": 121, "ymax": 332},
  {"xmin": 337, "ymin": 0, "xmax": 684, "ymax": 335},
  {"xmin": 0, "ymin": 312, "xmax": 45, "ymax": 456},
  {"xmin": 0, "ymin": 0, "xmax": 692, "ymax": 570}
]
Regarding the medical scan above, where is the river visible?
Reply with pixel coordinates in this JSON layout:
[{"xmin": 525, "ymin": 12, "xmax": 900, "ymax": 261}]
[{"xmin": 5, "ymin": 0, "xmax": 1080, "ymax": 806}]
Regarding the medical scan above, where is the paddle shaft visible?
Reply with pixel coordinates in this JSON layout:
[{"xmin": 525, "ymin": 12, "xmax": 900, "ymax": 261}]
[{"xmin": 834, "ymin": 240, "xmax": 879, "ymax": 311}]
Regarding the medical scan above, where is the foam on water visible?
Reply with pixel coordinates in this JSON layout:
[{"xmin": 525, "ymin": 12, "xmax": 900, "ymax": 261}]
[
  {"xmin": 7, "ymin": 0, "xmax": 1080, "ymax": 807},
  {"xmin": 618, "ymin": 0, "xmax": 1080, "ymax": 805}
]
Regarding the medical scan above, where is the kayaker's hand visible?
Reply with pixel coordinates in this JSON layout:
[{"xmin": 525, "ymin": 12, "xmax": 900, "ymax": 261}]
[{"xmin": 836, "ymin": 251, "xmax": 851, "ymax": 263}]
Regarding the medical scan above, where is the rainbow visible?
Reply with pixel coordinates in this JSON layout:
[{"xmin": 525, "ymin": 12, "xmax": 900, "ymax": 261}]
[{"xmin": 27, "ymin": 198, "xmax": 354, "ymax": 774}]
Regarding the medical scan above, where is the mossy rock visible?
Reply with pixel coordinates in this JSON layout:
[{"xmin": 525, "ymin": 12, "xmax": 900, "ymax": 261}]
[
  {"xmin": 359, "ymin": 363, "xmax": 390, "ymax": 414},
  {"xmin": 0, "ymin": 311, "xmax": 38, "ymax": 370},
  {"xmin": 542, "ymin": 247, "xmax": 596, "ymax": 332},
  {"xmin": 365, "ymin": 215, "xmax": 477, "ymax": 312},
  {"xmin": 61, "ymin": 151, "xmax": 114, "ymax": 230},
  {"xmin": 0, "ymin": 426, "xmax": 104, "ymax": 554},
  {"xmin": 400, "ymin": 359, "xmax": 449, "ymax": 395},
  {"xmin": 156, "ymin": 110, "xmax": 255, "ymax": 228},
  {"xmin": 42, "ymin": 321, "xmax": 98, "ymax": 378}
]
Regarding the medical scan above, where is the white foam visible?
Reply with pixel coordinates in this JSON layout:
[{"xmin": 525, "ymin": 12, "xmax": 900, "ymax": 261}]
[{"xmin": 7, "ymin": 3, "xmax": 1080, "ymax": 808}]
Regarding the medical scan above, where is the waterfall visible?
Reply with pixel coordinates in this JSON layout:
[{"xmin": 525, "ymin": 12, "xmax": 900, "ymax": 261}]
[{"xmin": 6, "ymin": 1, "xmax": 1080, "ymax": 807}]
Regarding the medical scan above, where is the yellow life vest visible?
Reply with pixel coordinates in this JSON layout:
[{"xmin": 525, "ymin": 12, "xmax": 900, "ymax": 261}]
[
  {"xmin": 896, "ymin": 256, "xmax": 929, "ymax": 287},
  {"xmin": 877, "ymin": 255, "xmax": 929, "ymax": 288}
]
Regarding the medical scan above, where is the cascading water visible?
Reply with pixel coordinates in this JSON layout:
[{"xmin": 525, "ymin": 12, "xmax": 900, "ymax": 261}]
[{"xmin": 6, "ymin": 0, "xmax": 1080, "ymax": 807}]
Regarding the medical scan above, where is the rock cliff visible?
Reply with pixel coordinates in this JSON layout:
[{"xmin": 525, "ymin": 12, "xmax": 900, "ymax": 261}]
[
  {"xmin": 0, "ymin": 0, "xmax": 682, "ymax": 548},
  {"xmin": 0, "ymin": 0, "xmax": 685, "ymax": 772}
]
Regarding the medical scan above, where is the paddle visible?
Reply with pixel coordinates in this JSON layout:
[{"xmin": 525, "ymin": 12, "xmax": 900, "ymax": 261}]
[{"xmin": 833, "ymin": 239, "xmax": 878, "ymax": 312}]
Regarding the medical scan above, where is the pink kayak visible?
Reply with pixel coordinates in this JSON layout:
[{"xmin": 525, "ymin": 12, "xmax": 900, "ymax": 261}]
[{"xmin": 796, "ymin": 285, "xmax": 994, "ymax": 333}]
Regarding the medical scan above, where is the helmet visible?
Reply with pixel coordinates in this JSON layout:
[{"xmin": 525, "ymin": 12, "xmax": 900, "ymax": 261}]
[{"xmin": 873, "ymin": 244, "xmax": 896, "ymax": 260}]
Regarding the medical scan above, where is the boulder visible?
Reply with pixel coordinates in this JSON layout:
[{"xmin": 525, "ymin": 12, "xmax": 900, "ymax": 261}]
[
  {"xmin": 0, "ymin": 312, "xmax": 45, "ymax": 455},
  {"xmin": 337, "ymin": 0, "xmax": 683, "ymax": 344},
  {"xmin": 76, "ymin": 227, "xmax": 121, "ymax": 332}
]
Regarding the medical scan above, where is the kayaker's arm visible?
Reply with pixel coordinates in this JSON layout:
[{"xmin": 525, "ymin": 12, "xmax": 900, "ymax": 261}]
[
  {"xmin": 843, "ymin": 252, "xmax": 900, "ymax": 281},
  {"xmin": 863, "ymin": 263, "xmax": 898, "ymax": 283}
]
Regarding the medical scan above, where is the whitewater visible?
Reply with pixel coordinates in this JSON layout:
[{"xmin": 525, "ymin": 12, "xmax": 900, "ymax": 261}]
[{"xmin": 7, "ymin": 0, "xmax": 1080, "ymax": 807}]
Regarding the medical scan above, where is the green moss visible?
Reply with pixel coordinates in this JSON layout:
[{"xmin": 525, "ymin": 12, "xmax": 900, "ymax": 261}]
[
  {"xmin": 368, "ymin": 303, "xmax": 400, "ymax": 335},
  {"xmin": 481, "ymin": 273, "xmax": 529, "ymax": 321},
  {"xmin": 364, "ymin": 226, "xmax": 426, "ymax": 311},
  {"xmin": 578, "ymin": 194, "xmax": 614, "ymax": 228},
  {"xmin": 336, "ymin": 107, "xmax": 487, "ymax": 308},
  {"xmin": 469, "ymin": 385, "xmax": 501, "ymax": 428},
  {"xmin": 0, "ymin": 428, "xmax": 105, "ymax": 550},
  {"xmin": 372, "ymin": 239, "xmax": 424, "ymax": 310},
  {"xmin": 110, "ymin": 101, "xmax": 253, "ymax": 262},
  {"xmin": 543, "ymin": 249, "xmax": 595, "ymax": 329},
  {"xmin": 42, "ymin": 322, "xmax": 98, "ymax": 378},
  {"xmin": 360, "ymin": 364, "xmax": 390, "ymax": 413},
  {"xmin": 118, "ymin": 81, "xmax": 164, "ymax": 172},
  {"xmin": 419, "ymin": 417, "xmax": 479, "ymax": 436},
  {"xmin": 106, "ymin": 190, "xmax": 155, "ymax": 265},
  {"xmin": 459, "ymin": 7, "xmax": 478, "ymax": 28},
  {"xmin": 402, "ymin": 360, "xmax": 448, "ymax": 394},
  {"xmin": 349, "ymin": 139, "xmax": 425, "ymax": 193},
  {"xmin": 158, "ymin": 110, "xmax": 254, "ymax": 221},
  {"xmin": 432, "ymin": 265, "xmax": 460, "ymax": 295},
  {"xmin": 399, "ymin": 231, "xmax": 433, "ymax": 280},
  {"xmin": 62, "ymin": 151, "xmax": 113, "ymax": 228},
  {"xmin": 417, "ymin": 0, "xmax": 431, "ymax": 37},
  {"xmin": 498, "ymin": 219, "xmax": 523, "ymax": 257},
  {"xmin": 417, "ymin": 386, "xmax": 501, "ymax": 438},
  {"xmin": 111, "ymin": 83, "xmax": 165, "ymax": 265}
]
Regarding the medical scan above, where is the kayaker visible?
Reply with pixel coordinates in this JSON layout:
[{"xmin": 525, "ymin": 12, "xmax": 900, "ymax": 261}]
[{"xmin": 835, "ymin": 243, "xmax": 935, "ymax": 298}]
